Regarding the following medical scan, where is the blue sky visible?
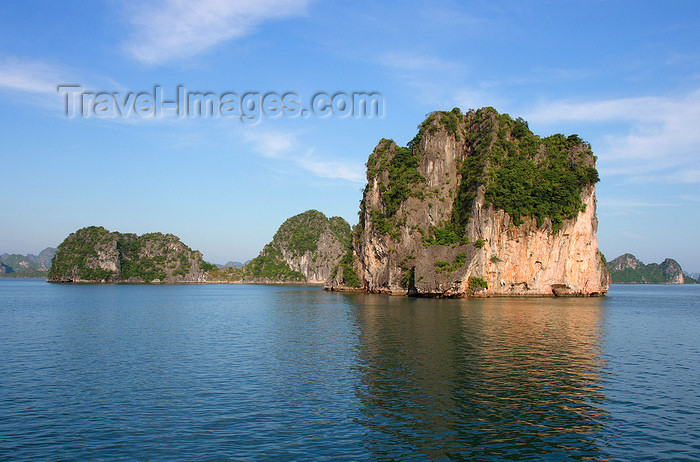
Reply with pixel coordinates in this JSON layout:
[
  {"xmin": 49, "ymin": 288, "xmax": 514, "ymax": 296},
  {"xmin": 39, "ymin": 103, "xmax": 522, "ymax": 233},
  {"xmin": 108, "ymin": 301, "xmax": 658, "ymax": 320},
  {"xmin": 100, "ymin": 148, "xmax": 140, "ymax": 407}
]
[{"xmin": 0, "ymin": 0, "xmax": 698, "ymax": 270}]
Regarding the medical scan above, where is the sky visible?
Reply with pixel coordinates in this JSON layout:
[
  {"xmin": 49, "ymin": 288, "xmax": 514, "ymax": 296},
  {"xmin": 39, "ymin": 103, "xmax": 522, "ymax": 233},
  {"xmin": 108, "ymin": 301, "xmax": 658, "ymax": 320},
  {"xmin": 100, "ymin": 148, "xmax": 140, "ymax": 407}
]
[{"xmin": 0, "ymin": 0, "xmax": 698, "ymax": 270}]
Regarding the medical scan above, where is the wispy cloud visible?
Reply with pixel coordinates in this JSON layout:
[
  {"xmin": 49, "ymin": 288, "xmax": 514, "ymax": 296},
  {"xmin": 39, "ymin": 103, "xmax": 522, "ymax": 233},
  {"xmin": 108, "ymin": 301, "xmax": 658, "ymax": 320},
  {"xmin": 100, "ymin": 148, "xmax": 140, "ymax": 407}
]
[
  {"xmin": 0, "ymin": 56, "xmax": 131, "ymax": 117},
  {"xmin": 526, "ymin": 89, "xmax": 700, "ymax": 182},
  {"xmin": 659, "ymin": 167, "xmax": 700, "ymax": 184},
  {"xmin": 121, "ymin": 0, "xmax": 311, "ymax": 66},
  {"xmin": 244, "ymin": 129, "xmax": 364, "ymax": 182},
  {"xmin": 380, "ymin": 52, "xmax": 464, "ymax": 74},
  {"xmin": 295, "ymin": 149, "xmax": 365, "ymax": 183},
  {"xmin": 244, "ymin": 130, "xmax": 296, "ymax": 159},
  {"xmin": 0, "ymin": 57, "xmax": 67, "ymax": 94},
  {"xmin": 679, "ymin": 194, "xmax": 700, "ymax": 203}
]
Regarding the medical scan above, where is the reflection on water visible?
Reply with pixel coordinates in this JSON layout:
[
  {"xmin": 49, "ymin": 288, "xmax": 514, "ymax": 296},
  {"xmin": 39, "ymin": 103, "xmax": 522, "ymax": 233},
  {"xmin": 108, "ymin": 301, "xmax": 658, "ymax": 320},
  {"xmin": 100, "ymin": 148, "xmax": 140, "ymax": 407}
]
[
  {"xmin": 3, "ymin": 282, "xmax": 696, "ymax": 460},
  {"xmin": 348, "ymin": 295, "xmax": 609, "ymax": 460}
]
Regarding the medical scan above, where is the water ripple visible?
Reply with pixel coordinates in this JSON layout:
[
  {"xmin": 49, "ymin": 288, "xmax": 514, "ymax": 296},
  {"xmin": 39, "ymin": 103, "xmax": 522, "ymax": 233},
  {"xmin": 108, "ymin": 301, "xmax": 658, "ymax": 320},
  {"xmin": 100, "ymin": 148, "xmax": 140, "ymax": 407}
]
[{"xmin": 0, "ymin": 281, "xmax": 698, "ymax": 460}]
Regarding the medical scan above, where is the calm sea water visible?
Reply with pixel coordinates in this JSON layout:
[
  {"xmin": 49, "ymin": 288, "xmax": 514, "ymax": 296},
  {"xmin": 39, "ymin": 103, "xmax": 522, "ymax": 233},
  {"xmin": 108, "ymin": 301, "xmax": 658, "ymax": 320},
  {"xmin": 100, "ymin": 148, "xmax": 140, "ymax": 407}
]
[{"xmin": 0, "ymin": 280, "xmax": 698, "ymax": 461}]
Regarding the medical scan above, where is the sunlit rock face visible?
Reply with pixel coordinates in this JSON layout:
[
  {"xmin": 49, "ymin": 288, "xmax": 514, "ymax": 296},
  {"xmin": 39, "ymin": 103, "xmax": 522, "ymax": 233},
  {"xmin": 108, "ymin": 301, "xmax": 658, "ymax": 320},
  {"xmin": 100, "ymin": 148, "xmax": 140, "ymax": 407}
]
[
  {"xmin": 244, "ymin": 210, "xmax": 351, "ymax": 284},
  {"xmin": 326, "ymin": 107, "xmax": 610, "ymax": 297}
]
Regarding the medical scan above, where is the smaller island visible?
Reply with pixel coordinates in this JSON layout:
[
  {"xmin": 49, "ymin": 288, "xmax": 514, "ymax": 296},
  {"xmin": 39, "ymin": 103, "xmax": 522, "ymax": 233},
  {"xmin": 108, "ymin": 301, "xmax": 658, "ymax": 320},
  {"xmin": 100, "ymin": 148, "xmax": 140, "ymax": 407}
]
[
  {"xmin": 240, "ymin": 210, "xmax": 351, "ymax": 283},
  {"xmin": 607, "ymin": 253, "xmax": 697, "ymax": 284},
  {"xmin": 47, "ymin": 227, "xmax": 210, "ymax": 283}
]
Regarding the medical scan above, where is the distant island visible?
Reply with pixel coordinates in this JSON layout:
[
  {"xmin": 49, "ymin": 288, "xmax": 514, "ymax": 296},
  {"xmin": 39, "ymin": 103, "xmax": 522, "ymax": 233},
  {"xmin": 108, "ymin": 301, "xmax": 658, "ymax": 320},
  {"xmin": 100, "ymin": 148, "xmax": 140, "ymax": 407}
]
[
  {"xmin": 686, "ymin": 271, "xmax": 700, "ymax": 281},
  {"xmin": 0, "ymin": 248, "xmax": 55, "ymax": 278},
  {"xmin": 607, "ymin": 253, "xmax": 698, "ymax": 284},
  {"xmin": 47, "ymin": 227, "xmax": 211, "ymax": 283},
  {"xmin": 218, "ymin": 261, "xmax": 247, "ymax": 269}
]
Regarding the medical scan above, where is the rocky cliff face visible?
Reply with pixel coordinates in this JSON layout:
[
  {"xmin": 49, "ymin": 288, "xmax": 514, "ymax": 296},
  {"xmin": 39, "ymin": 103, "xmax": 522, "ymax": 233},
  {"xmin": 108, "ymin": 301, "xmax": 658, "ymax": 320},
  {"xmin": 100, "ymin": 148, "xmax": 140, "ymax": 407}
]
[
  {"xmin": 34, "ymin": 247, "xmax": 57, "ymax": 269},
  {"xmin": 608, "ymin": 254, "xmax": 686, "ymax": 284},
  {"xmin": 0, "ymin": 247, "xmax": 56, "ymax": 277},
  {"xmin": 608, "ymin": 253, "xmax": 641, "ymax": 272},
  {"xmin": 660, "ymin": 259, "xmax": 685, "ymax": 284},
  {"xmin": 48, "ymin": 226, "xmax": 208, "ymax": 283},
  {"xmin": 326, "ymin": 107, "xmax": 610, "ymax": 297},
  {"xmin": 243, "ymin": 210, "xmax": 350, "ymax": 283}
]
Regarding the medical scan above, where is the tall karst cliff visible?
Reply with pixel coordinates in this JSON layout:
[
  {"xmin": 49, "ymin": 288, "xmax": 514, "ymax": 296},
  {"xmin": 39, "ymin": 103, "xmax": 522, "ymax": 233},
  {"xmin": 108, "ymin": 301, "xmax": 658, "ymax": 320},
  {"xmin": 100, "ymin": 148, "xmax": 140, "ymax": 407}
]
[
  {"xmin": 326, "ymin": 107, "xmax": 610, "ymax": 297},
  {"xmin": 243, "ymin": 210, "xmax": 351, "ymax": 283}
]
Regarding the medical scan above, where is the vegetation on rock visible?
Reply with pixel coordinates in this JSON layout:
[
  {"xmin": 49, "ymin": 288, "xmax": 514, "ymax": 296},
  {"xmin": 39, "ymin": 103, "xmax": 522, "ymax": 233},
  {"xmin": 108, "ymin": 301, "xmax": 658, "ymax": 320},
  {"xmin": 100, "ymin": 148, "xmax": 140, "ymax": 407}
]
[
  {"xmin": 361, "ymin": 139, "xmax": 425, "ymax": 239},
  {"xmin": 448, "ymin": 107, "xmax": 598, "ymax": 235},
  {"xmin": 273, "ymin": 210, "xmax": 328, "ymax": 257},
  {"xmin": 244, "ymin": 245, "xmax": 306, "ymax": 282},
  {"xmin": 329, "ymin": 106, "xmax": 608, "ymax": 297},
  {"xmin": 468, "ymin": 276, "xmax": 488, "ymax": 290},
  {"xmin": 363, "ymin": 107, "xmax": 600, "ymax": 247},
  {"xmin": 434, "ymin": 252, "xmax": 468, "ymax": 276},
  {"xmin": 244, "ymin": 210, "xmax": 351, "ymax": 283},
  {"xmin": 422, "ymin": 223, "xmax": 469, "ymax": 247},
  {"xmin": 48, "ymin": 226, "xmax": 206, "ymax": 283},
  {"xmin": 335, "ymin": 246, "xmax": 361, "ymax": 288}
]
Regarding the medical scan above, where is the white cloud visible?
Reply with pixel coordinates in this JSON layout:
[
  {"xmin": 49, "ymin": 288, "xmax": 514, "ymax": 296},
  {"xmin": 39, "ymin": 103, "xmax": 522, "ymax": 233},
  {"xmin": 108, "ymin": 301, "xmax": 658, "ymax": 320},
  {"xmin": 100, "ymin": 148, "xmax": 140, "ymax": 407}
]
[
  {"xmin": 525, "ymin": 89, "xmax": 700, "ymax": 182},
  {"xmin": 664, "ymin": 168, "xmax": 700, "ymax": 184},
  {"xmin": 121, "ymin": 0, "xmax": 311, "ymax": 66},
  {"xmin": 295, "ymin": 149, "xmax": 365, "ymax": 183},
  {"xmin": 0, "ymin": 56, "xmax": 133, "ymax": 117},
  {"xmin": 0, "ymin": 57, "xmax": 66, "ymax": 94},
  {"xmin": 243, "ymin": 130, "xmax": 296, "ymax": 159},
  {"xmin": 244, "ymin": 129, "xmax": 364, "ymax": 182}
]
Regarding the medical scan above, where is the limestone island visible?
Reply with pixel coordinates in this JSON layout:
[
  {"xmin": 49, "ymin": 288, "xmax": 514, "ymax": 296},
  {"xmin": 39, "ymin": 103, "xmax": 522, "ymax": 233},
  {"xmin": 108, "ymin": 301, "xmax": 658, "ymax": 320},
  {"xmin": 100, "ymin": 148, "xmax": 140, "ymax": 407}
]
[
  {"xmin": 47, "ymin": 227, "xmax": 211, "ymax": 283},
  {"xmin": 325, "ymin": 107, "xmax": 610, "ymax": 296},
  {"xmin": 607, "ymin": 253, "xmax": 698, "ymax": 284}
]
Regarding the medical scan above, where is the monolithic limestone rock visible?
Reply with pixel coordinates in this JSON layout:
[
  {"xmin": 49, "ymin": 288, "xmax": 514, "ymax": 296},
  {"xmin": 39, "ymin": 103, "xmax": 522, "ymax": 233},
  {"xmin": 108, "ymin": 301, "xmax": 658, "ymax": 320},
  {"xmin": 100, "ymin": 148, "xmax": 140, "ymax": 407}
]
[{"xmin": 326, "ymin": 107, "xmax": 610, "ymax": 297}]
